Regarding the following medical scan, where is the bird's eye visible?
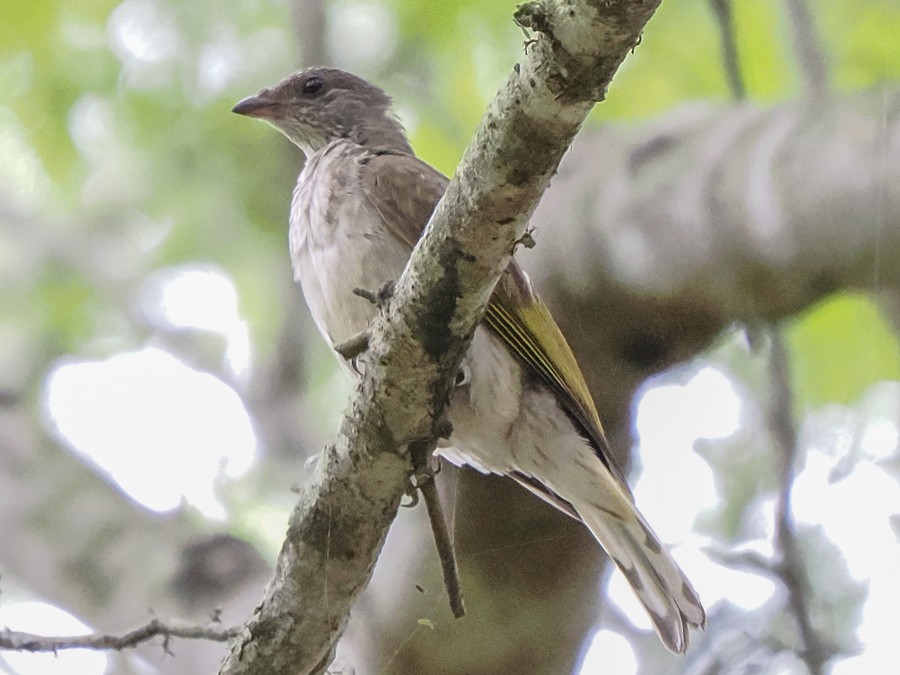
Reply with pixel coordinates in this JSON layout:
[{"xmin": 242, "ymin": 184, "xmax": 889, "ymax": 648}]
[{"xmin": 302, "ymin": 76, "xmax": 325, "ymax": 96}]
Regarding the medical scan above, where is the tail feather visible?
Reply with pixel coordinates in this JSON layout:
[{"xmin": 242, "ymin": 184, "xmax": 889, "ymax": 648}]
[{"xmin": 575, "ymin": 500, "xmax": 706, "ymax": 653}]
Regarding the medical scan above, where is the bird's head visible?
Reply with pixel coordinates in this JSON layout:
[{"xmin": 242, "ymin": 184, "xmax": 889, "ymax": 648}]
[{"xmin": 232, "ymin": 67, "xmax": 412, "ymax": 156}]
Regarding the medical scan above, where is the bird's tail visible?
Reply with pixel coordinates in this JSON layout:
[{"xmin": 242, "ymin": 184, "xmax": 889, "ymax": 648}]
[{"xmin": 572, "ymin": 495, "xmax": 706, "ymax": 653}]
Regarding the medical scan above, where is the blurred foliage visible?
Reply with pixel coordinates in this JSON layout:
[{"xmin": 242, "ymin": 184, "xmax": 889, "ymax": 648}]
[{"xmin": 788, "ymin": 293, "xmax": 900, "ymax": 407}]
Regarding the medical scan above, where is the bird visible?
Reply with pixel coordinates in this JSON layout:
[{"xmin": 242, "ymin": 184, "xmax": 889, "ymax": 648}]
[{"xmin": 233, "ymin": 66, "xmax": 705, "ymax": 653}]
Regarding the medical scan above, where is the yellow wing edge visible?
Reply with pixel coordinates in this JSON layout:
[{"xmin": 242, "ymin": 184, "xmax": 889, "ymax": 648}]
[{"xmin": 484, "ymin": 295, "xmax": 632, "ymax": 492}]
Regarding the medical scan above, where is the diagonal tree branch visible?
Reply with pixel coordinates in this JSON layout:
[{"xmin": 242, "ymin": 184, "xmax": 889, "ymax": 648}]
[{"xmin": 218, "ymin": 1, "xmax": 664, "ymax": 673}]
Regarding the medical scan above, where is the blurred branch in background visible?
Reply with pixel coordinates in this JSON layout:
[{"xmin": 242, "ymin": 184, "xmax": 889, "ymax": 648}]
[
  {"xmin": 0, "ymin": 619, "xmax": 240, "ymax": 654},
  {"xmin": 782, "ymin": 0, "xmax": 829, "ymax": 97},
  {"xmin": 0, "ymin": 0, "xmax": 897, "ymax": 673},
  {"xmin": 530, "ymin": 89, "xmax": 899, "ymax": 428},
  {"xmin": 292, "ymin": 0, "xmax": 329, "ymax": 66},
  {"xmin": 708, "ymin": 0, "xmax": 746, "ymax": 101},
  {"xmin": 767, "ymin": 330, "xmax": 831, "ymax": 675}
]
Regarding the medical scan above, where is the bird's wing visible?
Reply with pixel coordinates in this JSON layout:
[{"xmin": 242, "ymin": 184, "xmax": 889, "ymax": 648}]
[
  {"xmin": 360, "ymin": 151, "xmax": 449, "ymax": 249},
  {"xmin": 361, "ymin": 152, "xmax": 631, "ymax": 494},
  {"xmin": 486, "ymin": 267, "xmax": 631, "ymax": 492}
]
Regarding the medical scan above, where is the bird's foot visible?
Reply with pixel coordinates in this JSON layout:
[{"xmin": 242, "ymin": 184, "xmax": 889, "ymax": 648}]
[
  {"xmin": 352, "ymin": 280, "xmax": 395, "ymax": 308},
  {"xmin": 333, "ymin": 329, "xmax": 371, "ymax": 363},
  {"xmin": 337, "ymin": 282, "xmax": 396, "ymax": 372}
]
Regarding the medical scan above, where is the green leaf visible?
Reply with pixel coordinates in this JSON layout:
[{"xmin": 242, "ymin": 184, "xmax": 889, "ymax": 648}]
[{"xmin": 787, "ymin": 292, "xmax": 900, "ymax": 407}]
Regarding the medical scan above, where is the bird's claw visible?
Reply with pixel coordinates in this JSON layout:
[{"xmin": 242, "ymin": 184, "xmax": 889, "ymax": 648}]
[
  {"xmin": 402, "ymin": 479, "xmax": 421, "ymax": 508},
  {"xmin": 402, "ymin": 463, "xmax": 435, "ymax": 508}
]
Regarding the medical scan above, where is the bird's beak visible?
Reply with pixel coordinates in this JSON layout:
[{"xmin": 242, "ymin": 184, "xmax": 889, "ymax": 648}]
[{"xmin": 232, "ymin": 95, "xmax": 279, "ymax": 119}]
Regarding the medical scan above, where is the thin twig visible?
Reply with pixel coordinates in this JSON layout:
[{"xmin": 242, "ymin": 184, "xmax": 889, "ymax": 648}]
[
  {"xmin": 0, "ymin": 618, "xmax": 241, "ymax": 653},
  {"xmin": 410, "ymin": 441, "xmax": 466, "ymax": 618},
  {"xmin": 708, "ymin": 0, "xmax": 746, "ymax": 101},
  {"xmin": 782, "ymin": 0, "xmax": 828, "ymax": 97},
  {"xmin": 767, "ymin": 330, "xmax": 830, "ymax": 674}
]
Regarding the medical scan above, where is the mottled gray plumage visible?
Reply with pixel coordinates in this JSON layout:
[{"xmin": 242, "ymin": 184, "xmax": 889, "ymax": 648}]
[{"xmin": 234, "ymin": 67, "xmax": 705, "ymax": 653}]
